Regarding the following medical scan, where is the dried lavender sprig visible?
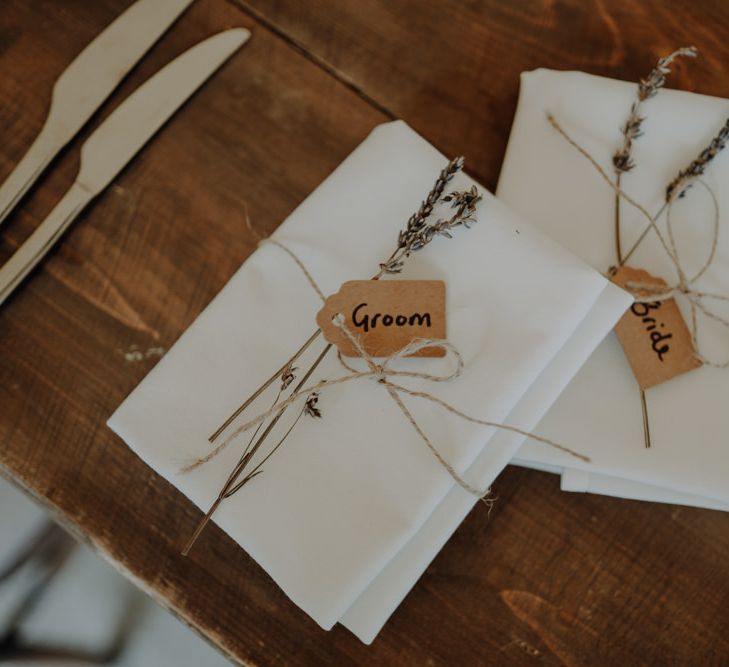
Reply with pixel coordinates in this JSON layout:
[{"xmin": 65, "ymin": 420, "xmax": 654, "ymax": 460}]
[
  {"xmin": 217, "ymin": 171, "xmax": 479, "ymax": 473},
  {"xmin": 666, "ymin": 118, "xmax": 729, "ymax": 200},
  {"xmin": 380, "ymin": 158, "xmax": 480, "ymax": 274},
  {"xmin": 215, "ymin": 158, "xmax": 468, "ymax": 441},
  {"xmin": 638, "ymin": 46, "xmax": 697, "ymax": 101},
  {"xmin": 408, "ymin": 186, "xmax": 482, "ymax": 251},
  {"xmin": 613, "ymin": 46, "xmax": 697, "ymax": 173},
  {"xmin": 397, "ymin": 156, "xmax": 464, "ymax": 252},
  {"xmin": 621, "ymin": 116, "xmax": 729, "ymax": 267},
  {"xmin": 188, "ymin": 158, "xmax": 481, "ymax": 554}
]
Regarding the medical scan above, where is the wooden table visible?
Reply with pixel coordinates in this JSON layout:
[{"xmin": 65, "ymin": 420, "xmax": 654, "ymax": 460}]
[{"xmin": 2, "ymin": 1, "xmax": 729, "ymax": 664}]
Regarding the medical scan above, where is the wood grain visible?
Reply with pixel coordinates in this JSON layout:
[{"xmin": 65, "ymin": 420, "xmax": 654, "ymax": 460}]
[
  {"xmin": 1, "ymin": 1, "xmax": 729, "ymax": 665},
  {"xmin": 239, "ymin": 0, "xmax": 729, "ymax": 190}
]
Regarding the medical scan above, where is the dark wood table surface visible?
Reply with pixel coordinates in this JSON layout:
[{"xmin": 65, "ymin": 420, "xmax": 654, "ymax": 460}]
[{"xmin": 2, "ymin": 1, "xmax": 729, "ymax": 664}]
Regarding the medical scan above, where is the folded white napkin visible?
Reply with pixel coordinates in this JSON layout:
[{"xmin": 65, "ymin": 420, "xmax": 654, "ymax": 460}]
[
  {"xmin": 109, "ymin": 120, "xmax": 627, "ymax": 638},
  {"xmin": 498, "ymin": 69, "xmax": 729, "ymax": 509},
  {"xmin": 340, "ymin": 276, "xmax": 628, "ymax": 642}
]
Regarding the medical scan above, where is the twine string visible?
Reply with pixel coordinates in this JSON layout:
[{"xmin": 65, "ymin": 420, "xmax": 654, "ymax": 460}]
[
  {"xmin": 548, "ymin": 114, "xmax": 729, "ymax": 369},
  {"xmin": 183, "ymin": 236, "xmax": 591, "ymax": 501}
]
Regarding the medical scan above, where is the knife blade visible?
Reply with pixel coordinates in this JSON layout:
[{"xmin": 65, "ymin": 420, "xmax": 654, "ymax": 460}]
[
  {"xmin": 0, "ymin": 0, "xmax": 195, "ymax": 228},
  {"xmin": 0, "ymin": 28, "xmax": 250, "ymax": 307}
]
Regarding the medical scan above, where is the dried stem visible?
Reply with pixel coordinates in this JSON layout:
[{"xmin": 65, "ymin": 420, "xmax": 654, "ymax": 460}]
[
  {"xmin": 612, "ymin": 46, "xmax": 697, "ymax": 175},
  {"xmin": 610, "ymin": 46, "xmax": 696, "ymax": 448},
  {"xmin": 615, "ymin": 176, "xmax": 623, "ymax": 264},
  {"xmin": 183, "ymin": 347, "xmax": 330, "ymax": 554},
  {"xmin": 186, "ymin": 157, "xmax": 480, "ymax": 554},
  {"xmin": 208, "ymin": 330, "xmax": 320, "ymax": 442},
  {"xmin": 612, "ymin": 46, "xmax": 696, "ymax": 264}
]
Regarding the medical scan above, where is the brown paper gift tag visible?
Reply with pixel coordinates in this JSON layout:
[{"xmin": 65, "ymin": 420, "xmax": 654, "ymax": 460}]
[
  {"xmin": 316, "ymin": 280, "xmax": 446, "ymax": 357},
  {"xmin": 610, "ymin": 266, "xmax": 702, "ymax": 390}
]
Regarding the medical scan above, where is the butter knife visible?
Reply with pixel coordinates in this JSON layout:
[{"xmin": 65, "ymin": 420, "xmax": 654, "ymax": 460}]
[
  {"xmin": 0, "ymin": 28, "xmax": 250, "ymax": 307},
  {"xmin": 0, "ymin": 0, "xmax": 195, "ymax": 227}
]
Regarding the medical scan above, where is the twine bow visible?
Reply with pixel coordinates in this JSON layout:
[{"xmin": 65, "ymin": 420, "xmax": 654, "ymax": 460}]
[{"xmin": 183, "ymin": 236, "xmax": 590, "ymax": 502}]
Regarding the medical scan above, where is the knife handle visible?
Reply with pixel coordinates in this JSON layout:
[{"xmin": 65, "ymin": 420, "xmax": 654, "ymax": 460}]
[
  {"xmin": 0, "ymin": 181, "xmax": 91, "ymax": 306},
  {"xmin": 0, "ymin": 126, "xmax": 59, "ymax": 228}
]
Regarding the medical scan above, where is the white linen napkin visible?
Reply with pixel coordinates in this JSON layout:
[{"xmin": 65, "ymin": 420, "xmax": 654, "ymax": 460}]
[
  {"xmin": 498, "ymin": 69, "xmax": 729, "ymax": 509},
  {"xmin": 340, "ymin": 277, "xmax": 629, "ymax": 642},
  {"xmin": 109, "ymin": 120, "xmax": 626, "ymax": 636}
]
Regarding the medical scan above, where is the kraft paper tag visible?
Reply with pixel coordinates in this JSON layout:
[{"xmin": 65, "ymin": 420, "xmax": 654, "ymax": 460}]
[
  {"xmin": 610, "ymin": 266, "xmax": 702, "ymax": 390},
  {"xmin": 316, "ymin": 280, "xmax": 446, "ymax": 358}
]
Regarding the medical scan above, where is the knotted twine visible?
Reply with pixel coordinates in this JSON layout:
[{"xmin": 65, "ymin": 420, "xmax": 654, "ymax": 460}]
[
  {"xmin": 183, "ymin": 234, "xmax": 590, "ymax": 502},
  {"xmin": 548, "ymin": 114, "xmax": 729, "ymax": 368}
]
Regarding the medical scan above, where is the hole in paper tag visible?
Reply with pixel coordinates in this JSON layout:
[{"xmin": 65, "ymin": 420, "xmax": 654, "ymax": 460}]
[
  {"xmin": 316, "ymin": 280, "xmax": 446, "ymax": 358},
  {"xmin": 610, "ymin": 266, "xmax": 702, "ymax": 390}
]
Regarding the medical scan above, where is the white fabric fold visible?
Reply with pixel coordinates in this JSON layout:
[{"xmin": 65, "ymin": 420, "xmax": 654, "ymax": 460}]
[
  {"xmin": 507, "ymin": 461, "xmax": 729, "ymax": 510},
  {"xmin": 340, "ymin": 278, "xmax": 629, "ymax": 642},
  {"xmin": 559, "ymin": 468, "xmax": 729, "ymax": 510},
  {"xmin": 109, "ymin": 120, "xmax": 624, "ymax": 636},
  {"xmin": 498, "ymin": 69, "xmax": 729, "ymax": 509}
]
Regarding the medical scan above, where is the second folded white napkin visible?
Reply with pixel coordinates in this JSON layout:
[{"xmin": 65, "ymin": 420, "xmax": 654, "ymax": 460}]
[{"xmin": 498, "ymin": 68, "xmax": 729, "ymax": 509}]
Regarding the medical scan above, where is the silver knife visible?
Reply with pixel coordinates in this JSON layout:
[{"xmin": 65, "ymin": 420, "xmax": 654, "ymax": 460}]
[
  {"xmin": 0, "ymin": 28, "xmax": 250, "ymax": 307},
  {"xmin": 0, "ymin": 0, "xmax": 195, "ymax": 227}
]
